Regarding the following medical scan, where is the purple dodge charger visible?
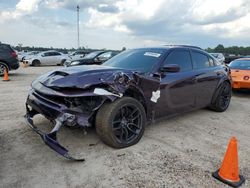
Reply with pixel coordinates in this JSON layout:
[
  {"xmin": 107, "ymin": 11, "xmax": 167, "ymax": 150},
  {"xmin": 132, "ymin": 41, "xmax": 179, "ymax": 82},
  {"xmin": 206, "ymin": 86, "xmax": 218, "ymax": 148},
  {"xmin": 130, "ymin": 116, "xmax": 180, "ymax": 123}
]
[{"xmin": 25, "ymin": 45, "xmax": 232, "ymax": 160}]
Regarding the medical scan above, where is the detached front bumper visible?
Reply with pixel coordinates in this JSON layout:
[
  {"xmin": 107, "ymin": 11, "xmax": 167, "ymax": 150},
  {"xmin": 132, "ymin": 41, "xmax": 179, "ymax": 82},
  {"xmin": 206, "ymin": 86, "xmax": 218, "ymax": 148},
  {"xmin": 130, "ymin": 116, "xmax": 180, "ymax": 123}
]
[{"xmin": 25, "ymin": 90, "xmax": 85, "ymax": 161}]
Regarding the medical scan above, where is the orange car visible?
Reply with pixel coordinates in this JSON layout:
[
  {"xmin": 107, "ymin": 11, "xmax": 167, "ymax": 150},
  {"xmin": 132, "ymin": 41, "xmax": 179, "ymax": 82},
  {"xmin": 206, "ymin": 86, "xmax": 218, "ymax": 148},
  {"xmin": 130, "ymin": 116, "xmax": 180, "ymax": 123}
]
[{"xmin": 229, "ymin": 58, "xmax": 250, "ymax": 89}]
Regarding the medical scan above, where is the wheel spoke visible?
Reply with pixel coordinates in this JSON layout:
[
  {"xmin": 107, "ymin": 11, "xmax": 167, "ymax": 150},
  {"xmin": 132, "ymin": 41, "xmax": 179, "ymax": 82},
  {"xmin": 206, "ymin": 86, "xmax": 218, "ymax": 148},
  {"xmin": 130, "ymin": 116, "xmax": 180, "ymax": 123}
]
[
  {"xmin": 119, "ymin": 128, "xmax": 124, "ymax": 141},
  {"xmin": 127, "ymin": 124, "xmax": 139, "ymax": 135},
  {"xmin": 123, "ymin": 127, "xmax": 129, "ymax": 140},
  {"xmin": 131, "ymin": 114, "xmax": 140, "ymax": 121},
  {"xmin": 130, "ymin": 108, "xmax": 138, "ymax": 117}
]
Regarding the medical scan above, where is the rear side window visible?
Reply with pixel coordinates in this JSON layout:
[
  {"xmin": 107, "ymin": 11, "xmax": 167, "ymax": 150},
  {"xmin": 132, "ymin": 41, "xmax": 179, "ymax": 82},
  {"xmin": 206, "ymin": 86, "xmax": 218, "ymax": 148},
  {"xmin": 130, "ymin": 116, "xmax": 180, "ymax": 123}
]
[
  {"xmin": 192, "ymin": 51, "xmax": 210, "ymax": 69},
  {"xmin": 43, "ymin": 52, "xmax": 50, "ymax": 56},
  {"xmin": 53, "ymin": 52, "xmax": 61, "ymax": 56},
  {"xmin": 208, "ymin": 57, "xmax": 216, "ymax": 66},
  {"xmin": 164, "ymin": 50, "xmax": 192, "ymax": 72}
]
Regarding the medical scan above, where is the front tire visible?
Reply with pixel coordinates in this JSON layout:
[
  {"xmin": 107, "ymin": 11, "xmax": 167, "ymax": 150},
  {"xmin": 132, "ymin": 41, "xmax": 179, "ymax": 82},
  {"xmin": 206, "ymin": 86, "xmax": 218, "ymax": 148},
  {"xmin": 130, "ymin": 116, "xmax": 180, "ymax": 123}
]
[
  {"xmin": 32, "ymin": 60, "xmax": 41, "ymax": 67},
  {"xmin": 95, "ymin": 97, "xmax": 146, "ymax": 148},
  {"xmin": 210, "ymin": 82, "xmax": 231, "ymax": 112}
]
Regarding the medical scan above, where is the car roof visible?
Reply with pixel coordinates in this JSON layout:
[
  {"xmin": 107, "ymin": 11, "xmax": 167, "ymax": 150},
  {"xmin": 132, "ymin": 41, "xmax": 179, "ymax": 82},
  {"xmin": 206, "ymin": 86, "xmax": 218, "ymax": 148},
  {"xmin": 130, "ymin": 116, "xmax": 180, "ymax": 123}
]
[
  {"xmin": 133, "ymin": 45, "xmax": 204, "ymax": 53},
  {"xmin": 42, "ymin": 50, "xmax": 61, "ymax": 53}
]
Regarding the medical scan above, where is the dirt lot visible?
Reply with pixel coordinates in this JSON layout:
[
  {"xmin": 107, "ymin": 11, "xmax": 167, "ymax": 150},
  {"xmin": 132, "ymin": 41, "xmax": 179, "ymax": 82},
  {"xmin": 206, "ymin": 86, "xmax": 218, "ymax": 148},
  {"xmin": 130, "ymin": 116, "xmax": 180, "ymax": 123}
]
[{"xmin": 0, "ymin": 66, "xmax": 249, "ymax": 188}]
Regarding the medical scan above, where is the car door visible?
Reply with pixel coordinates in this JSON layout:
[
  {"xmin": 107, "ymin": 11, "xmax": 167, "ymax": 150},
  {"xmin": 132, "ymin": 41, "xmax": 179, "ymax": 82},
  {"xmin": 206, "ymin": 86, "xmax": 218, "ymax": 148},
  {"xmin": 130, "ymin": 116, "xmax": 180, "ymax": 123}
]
[
  {"xmin": 191, "ymin": 50, "xmax": 221, "ymax": 107},
  {"xmin": 49, "ymin": 52, "xmax": 62, "ymax": 65},
  {"xmin": 40, "ymin": 52, "xmax": 53, "ymax": 65},
  {"xmin": 154, "ymin": 49, "xmax": 197, "ymax": 118}
]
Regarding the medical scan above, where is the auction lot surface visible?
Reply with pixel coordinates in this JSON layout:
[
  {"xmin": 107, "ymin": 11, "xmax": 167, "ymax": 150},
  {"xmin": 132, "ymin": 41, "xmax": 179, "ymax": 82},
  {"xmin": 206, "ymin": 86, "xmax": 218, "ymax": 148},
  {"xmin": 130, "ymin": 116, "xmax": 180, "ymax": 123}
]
[{"xmin": 0, "ymin": 66, "xmax": 249, "ymax": 188}]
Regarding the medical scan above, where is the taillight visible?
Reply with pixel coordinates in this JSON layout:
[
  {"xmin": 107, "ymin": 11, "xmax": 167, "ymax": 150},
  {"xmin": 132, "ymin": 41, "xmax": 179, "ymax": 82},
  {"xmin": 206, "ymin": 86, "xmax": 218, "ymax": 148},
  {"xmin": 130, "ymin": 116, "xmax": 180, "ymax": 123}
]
[
  {"xmin": 11, "ymin": 51, "xmax": 17, "ymax": 58},
  {"xmin": 243, "ymin": 76, "xmax": 249, "ymax": 80}
]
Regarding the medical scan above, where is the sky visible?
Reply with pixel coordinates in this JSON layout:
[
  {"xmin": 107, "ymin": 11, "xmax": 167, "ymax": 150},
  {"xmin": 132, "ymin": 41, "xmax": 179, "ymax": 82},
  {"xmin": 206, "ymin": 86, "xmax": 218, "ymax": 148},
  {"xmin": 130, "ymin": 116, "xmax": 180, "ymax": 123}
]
[{"xmin": 0, "ymin": 0, "xmax": 250, "ymax": 50}]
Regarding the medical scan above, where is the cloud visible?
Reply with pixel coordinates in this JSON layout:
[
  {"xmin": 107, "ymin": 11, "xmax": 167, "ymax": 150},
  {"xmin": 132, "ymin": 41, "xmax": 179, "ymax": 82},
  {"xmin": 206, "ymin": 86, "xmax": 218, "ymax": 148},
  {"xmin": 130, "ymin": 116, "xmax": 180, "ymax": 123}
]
[
  {"xmin": 85, "ymin": 0, "xmax": 250, "ymax": 46},
  {"xmin": 1, "ymin": 0, "xmax": 250, "ymax": 49},
  {"xmin": 0, "ymin": 0, "xmax": 41, "ymax": 22},
  {"xmin": 44, "ymin": 0, "xmax": 118, "ymax": 11}
]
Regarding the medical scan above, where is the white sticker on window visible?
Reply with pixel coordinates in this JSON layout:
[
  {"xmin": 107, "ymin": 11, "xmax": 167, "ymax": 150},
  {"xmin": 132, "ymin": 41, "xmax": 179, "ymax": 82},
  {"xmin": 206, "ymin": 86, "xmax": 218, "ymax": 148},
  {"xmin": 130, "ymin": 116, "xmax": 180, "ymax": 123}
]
[
  {"xmin": 144, "ymin": 52, "xmax": 161, "ymax": 58},
  {"xmin": 151, "ymin": 90, "xmax": 160, "ymax": 103}
]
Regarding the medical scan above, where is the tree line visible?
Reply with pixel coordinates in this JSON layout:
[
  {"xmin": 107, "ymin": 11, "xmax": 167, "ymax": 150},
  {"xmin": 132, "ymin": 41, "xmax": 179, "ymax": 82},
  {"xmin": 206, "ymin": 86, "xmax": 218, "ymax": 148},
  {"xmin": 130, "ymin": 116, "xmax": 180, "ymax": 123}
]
[
  {"xmin": 13, "ymin": 44, "xmax": 122, "ymax": 54},
  {"xmin": 206, "ymin": 44, "xmax": 250, "ymax": 56}
]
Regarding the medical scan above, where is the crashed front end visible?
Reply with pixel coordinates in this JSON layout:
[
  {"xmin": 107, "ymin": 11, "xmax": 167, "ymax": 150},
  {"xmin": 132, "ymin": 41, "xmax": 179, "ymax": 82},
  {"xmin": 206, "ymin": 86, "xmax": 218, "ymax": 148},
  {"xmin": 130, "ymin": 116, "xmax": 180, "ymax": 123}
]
[{"xmin": 25, "ymin": 66, "xmax": 147, "ymax": 160}]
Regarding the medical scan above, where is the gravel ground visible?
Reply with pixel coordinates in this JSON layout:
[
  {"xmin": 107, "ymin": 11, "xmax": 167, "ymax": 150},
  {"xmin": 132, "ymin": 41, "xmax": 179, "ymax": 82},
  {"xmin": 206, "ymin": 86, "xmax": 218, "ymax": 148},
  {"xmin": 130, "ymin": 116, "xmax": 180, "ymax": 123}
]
[{"xmin": 0, "ymin": 66, "xmax": 249, "ymax": 188}]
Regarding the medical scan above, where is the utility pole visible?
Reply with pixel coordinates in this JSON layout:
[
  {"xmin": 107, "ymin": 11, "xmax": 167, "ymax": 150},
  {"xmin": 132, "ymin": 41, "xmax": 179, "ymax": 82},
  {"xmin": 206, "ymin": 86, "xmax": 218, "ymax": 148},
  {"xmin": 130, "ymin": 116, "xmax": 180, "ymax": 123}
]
[{"xmin": 77, "ymin": 5, "xmax": 80, "ymax": 49}]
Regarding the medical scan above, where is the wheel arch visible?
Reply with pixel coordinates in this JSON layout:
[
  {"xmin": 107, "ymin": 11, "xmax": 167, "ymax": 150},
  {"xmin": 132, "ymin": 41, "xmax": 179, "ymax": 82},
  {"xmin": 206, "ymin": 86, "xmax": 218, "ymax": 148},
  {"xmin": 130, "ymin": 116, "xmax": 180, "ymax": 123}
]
[
  {"xmin": 0, "ymin": 61, "xmax": 10, "ymax": 71},
  {"xmin": 123, "ymin": 86, "xmax": 147, "ymax": 116},
  {"xmin": 211, "ymin": 78, "xmax": 231, "ymax": 105},
  {"xmin": 32, "ymin": 59, "xmax": 41, "ymax": 65}
]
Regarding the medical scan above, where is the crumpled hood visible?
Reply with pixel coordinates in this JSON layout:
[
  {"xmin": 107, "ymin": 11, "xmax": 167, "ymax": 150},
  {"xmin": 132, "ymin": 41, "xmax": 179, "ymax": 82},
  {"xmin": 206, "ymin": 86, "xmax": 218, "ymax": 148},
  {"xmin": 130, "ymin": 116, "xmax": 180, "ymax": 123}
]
[{"xmin": 35, "ymin": 65, "xmax": 131, "ymax": 90}]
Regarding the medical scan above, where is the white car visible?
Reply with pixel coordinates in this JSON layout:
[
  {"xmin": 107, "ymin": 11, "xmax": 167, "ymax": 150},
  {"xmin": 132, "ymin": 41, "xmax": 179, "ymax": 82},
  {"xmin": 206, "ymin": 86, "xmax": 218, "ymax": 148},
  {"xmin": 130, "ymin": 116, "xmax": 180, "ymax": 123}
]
[
  {"xmin": 24, "ymin": 50, "xmax": 69, "ymax": 66},
  {"xmin": 210, "ymin": 53, "xmax": 225, "ymax": 64}
]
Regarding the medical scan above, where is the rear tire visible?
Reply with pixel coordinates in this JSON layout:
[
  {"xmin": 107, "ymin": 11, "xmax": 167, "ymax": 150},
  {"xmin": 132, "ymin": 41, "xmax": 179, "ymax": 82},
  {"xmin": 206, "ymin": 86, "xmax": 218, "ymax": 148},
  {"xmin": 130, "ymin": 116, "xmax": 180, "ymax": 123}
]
[
  {"xmin": 0, "ymin": 62, "xmax": 9, "ymax": 76},
  {"xmin": 210, "ymin": 82, "xmax": 231, "ymax": 112},
  {"xmin": 95, "ymin": 97, "xmax": 146, "ymax": 148},
  {"xmin": 32, "ymin": 60, "xmax": 41, "ymax": 67}
]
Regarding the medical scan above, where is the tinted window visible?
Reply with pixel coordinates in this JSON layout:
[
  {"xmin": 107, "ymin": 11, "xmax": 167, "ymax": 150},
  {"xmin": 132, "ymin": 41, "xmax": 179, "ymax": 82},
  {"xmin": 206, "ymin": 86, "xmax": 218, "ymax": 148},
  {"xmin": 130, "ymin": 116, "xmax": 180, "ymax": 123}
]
[
  {"xmin": 229, "ymin": 60, "xmax": 250, "ymax": 70},
  {"xmin": 84, "ymin": 51, "xmax": 102, "ymax": 59},
  {"xmin": 208, "ymin": 57, "xmax": 215, "ymax": 66},
  {"xmin": 192, "ymin": 52, "xmax": 210, "ymax": 69},
  {"xmin": 163, "ymin": 50, "xmax": 192, "ymax": 71},
  {"xmin": 43, "ymin": 52, "xmax": 50, "ymax": 56},
  {"xmin": 0, "ymin": 44, "xmax": 11, "ymax": 52},
  {"xmin": 48, "ymin": 52, "xmax": 60, "ymax": 56},
  {"xmin": 98, "ymin": 51, "xmax": 112, "ymax": 58},
  {"xmin": 103, "ymin": 49, "xmax": 165, "ymax": 73}
]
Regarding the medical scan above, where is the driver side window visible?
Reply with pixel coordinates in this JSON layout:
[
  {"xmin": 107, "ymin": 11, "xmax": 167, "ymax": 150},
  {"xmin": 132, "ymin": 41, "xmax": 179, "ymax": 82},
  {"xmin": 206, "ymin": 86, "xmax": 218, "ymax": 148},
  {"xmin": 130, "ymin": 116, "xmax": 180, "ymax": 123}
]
[{"xmin": 163, "ymin": 50, "xmax": 193, "ymax": 72}]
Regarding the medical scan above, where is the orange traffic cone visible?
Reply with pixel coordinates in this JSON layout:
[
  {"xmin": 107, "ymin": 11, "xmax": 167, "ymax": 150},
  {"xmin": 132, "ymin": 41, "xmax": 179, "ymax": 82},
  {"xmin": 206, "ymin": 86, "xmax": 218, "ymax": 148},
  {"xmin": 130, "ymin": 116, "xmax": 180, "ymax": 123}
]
[
  {"xmin": 212, "ymin": 137, "xmax": 245, "ymax": 187},
  {"xmin": 3, "ymin": 69, "xmax": 9, "ymax": 81}
]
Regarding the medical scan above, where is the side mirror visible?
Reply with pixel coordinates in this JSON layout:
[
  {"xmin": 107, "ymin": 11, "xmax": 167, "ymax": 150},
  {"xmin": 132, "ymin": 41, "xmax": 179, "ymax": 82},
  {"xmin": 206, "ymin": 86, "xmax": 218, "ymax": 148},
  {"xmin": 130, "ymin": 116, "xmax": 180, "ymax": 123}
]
[{"xmin": 160, "ymin": 64, "xmax": 180, "ymax": 73}]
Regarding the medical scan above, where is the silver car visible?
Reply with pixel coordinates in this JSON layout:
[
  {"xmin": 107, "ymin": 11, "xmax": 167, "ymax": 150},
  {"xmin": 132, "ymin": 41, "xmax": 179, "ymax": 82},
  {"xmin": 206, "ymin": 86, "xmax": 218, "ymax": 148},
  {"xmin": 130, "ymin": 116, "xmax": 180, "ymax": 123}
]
[
  {"xmin": 24, "ymin": 50, "xmax": 69, "ymax": 66},
  {"xmin": 210, "ymin": 53, "xmax": 225, "ymax": 64}
]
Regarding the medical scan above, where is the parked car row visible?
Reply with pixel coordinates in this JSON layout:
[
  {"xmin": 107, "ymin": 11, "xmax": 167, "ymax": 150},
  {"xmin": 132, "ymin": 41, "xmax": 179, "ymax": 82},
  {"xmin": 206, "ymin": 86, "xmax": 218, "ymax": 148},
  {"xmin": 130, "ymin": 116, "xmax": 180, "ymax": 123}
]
[
  {"xmin": 64, "ymin": 50, "xmax": 120, "ymax": 67},
  {"xmin": 19, "ymin": 49, "xmax": 120, "ymax": 67},
  {"xmin": 209, "ymin": 52, "xmax": 250, "ymax": 64}
]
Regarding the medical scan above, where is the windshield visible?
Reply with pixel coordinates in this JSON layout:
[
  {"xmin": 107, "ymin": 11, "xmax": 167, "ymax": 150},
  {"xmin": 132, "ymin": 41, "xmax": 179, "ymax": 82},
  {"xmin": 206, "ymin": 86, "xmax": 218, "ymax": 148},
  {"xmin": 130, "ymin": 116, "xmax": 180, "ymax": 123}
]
[
  {"xmin": 103, "ymin": 49, "xmax": 166, "ymax": 73},
  {"xmin": 229, "ymin": 60, "xmax": 250, "ymax": 70},
  {"xmin": 84, "ymin": 51, "xmax": 102, "ymax": 59}
]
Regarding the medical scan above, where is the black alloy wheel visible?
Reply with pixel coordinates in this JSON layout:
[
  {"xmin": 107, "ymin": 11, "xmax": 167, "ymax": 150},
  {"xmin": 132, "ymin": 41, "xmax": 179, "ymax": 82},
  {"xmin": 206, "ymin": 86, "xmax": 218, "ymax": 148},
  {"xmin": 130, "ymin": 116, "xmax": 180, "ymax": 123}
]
[
  {"xmin": 112, "ymin": 104, "xmax": 143, "ymax": 144},
  {"xmin": 210, "ymin": 82, "xmax": 231, "ymax": 112},
  {"xmin": 96, "ymin": 97, "xmax": 146, "ymax": 148}
]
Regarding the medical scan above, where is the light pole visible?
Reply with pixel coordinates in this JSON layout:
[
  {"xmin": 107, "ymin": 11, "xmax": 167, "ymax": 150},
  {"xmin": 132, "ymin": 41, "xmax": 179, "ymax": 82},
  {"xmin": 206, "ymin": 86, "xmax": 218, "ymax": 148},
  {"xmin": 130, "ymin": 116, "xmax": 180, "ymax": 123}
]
[{"xmin": 77, "ymin": 5, "xmax": 80, "ymax": 49}]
